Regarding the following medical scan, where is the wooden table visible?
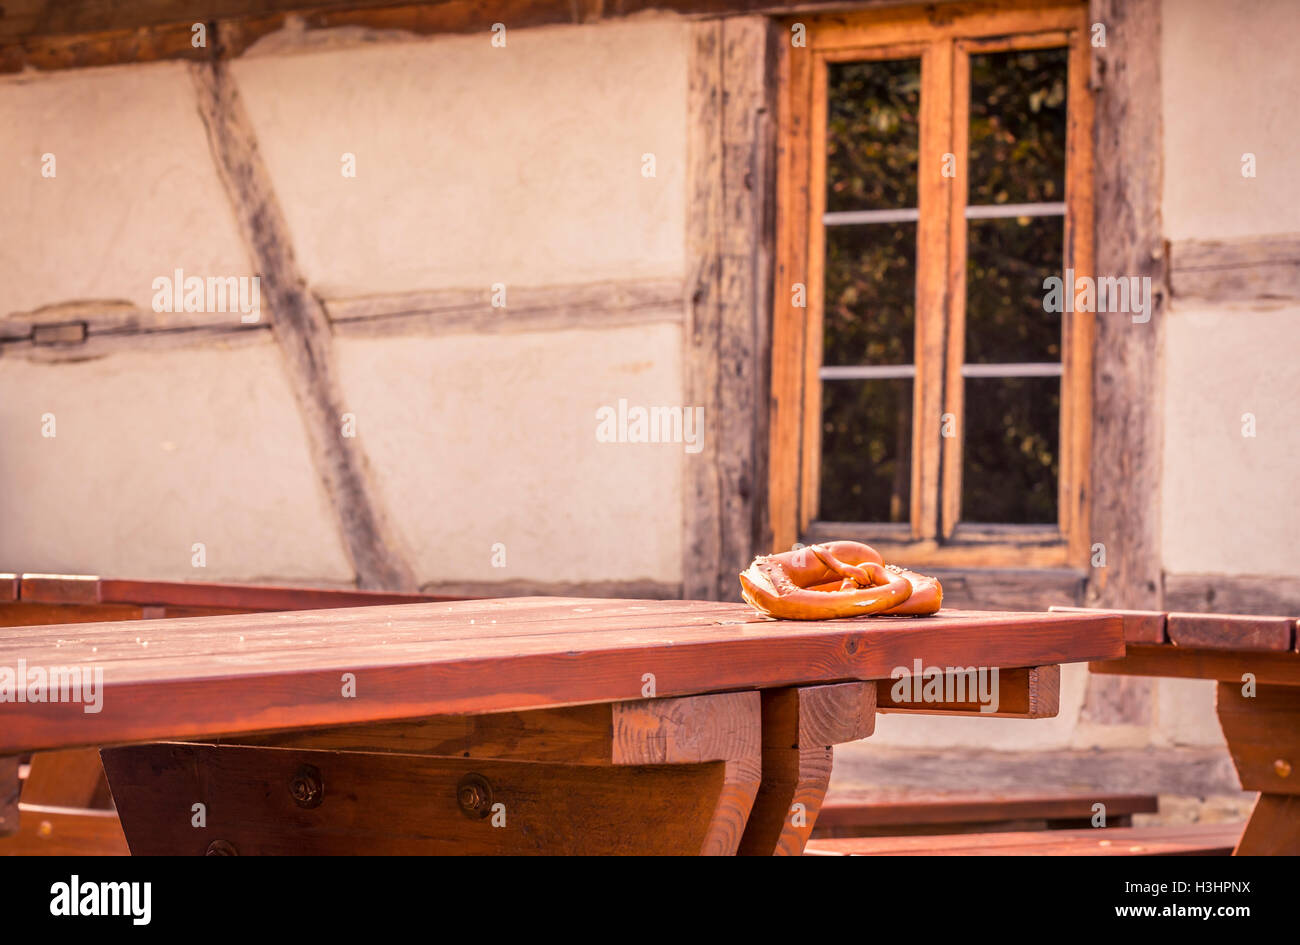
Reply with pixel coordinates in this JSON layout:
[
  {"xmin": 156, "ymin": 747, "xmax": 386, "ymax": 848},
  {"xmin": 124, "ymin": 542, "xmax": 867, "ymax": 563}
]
[
  {"xmin": 1082, "ymin": 608, "xmax": 1300, "ymax": 856},
  {"xmin": 0, "ymin": 598, "xmax": 1122, "ymax": 855}
]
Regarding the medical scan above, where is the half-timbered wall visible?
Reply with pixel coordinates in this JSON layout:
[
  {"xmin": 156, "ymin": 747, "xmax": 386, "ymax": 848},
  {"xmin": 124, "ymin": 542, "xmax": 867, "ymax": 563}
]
[{"xmin": 1, "ymin": 18, "xmax": 699, "ymax": 594}]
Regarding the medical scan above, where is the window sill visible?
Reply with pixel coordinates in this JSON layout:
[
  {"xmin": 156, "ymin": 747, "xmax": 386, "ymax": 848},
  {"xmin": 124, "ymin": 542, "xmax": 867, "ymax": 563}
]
[{"xmin": 805, "ymin": 521, "xmax": 1072, "ymax": 569}]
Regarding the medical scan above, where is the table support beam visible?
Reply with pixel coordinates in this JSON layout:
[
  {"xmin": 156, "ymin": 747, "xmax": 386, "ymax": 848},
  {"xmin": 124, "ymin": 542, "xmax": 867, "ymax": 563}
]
[{"xmin": 101, "ymin": 691, "xmax": 763, "ymax": 855}]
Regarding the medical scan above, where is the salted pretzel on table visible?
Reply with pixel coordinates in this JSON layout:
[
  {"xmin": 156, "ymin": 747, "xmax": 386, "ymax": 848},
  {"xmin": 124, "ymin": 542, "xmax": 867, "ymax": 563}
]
[{"xmin": 739, "ymin": 540, "xmax": 942, "ymax": 620}]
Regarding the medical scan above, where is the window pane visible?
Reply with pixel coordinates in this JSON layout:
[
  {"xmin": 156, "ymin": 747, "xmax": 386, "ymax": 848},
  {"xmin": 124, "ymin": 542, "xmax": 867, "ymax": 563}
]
[
  {"xmin": 961, "ymin": 377, "xmax": 1059, "ymax": 524},
  {"xmin": 819, "ymin": 379, "xmax": 912, "ymax": 523},
  {"xmin": 826, "ymin": 58, "xmax": 921, "ymax": 213},
  {"xmin": 824, "ymin": 222, "xmax": 916, "ymax": 366},
  {"xmin": 968, "ymin": 48, "xmax": 1068, "ymax": 207},
  {"xmin": 965, "ymin": 216, "xmax": 1062, "ymax": 363}
]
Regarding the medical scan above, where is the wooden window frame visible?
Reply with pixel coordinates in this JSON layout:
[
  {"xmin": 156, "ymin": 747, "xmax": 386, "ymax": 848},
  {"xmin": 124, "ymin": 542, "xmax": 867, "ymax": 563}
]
[{"xmin": 769, "ymin": 0, "xmax": 1095, "ymax": 570}]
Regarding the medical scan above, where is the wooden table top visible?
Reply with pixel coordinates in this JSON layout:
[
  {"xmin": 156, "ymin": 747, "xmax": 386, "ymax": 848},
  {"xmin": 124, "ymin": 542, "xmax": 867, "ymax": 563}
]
[{"xmin": 0, "ymin": 597, "xmax": 1122, "ymax": 753}]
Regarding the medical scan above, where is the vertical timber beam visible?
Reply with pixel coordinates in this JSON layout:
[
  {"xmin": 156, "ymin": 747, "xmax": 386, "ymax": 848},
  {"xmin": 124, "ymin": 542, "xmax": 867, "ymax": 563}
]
[
  {"xmin": 684, "ymin": 16, "xmax": 777, "ymax": 600},
  {"xmin": 189, "ymin": 41, "xmax": 416, "ymax": 591},
  {"xmin": 1082, "ymin": 0, "xmax": 1166, "ymax": 722}
]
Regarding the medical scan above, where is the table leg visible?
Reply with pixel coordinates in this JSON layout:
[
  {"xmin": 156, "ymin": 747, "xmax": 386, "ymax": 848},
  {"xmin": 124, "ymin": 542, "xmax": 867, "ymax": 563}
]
[
  {"xmin": 1216, "ymin": 682, "xmax": 1300, "ymax": 855},
  {"xmin": 1234, "ymin": 795, "xmax": 1300, "ymax": 855},
  {"xmin": 738, "ymin": 682, "xmax": 876, "ymax": 856}
]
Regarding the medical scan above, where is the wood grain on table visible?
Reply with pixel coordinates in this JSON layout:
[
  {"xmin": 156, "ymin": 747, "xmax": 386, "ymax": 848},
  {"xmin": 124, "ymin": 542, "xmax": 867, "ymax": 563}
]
[{"xmin": 0, "ymin": 598, "xmax": 1122, "ymax": 753}]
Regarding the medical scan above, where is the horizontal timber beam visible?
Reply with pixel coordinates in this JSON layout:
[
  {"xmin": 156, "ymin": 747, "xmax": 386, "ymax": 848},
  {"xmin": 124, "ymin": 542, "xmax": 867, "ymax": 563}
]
[
  {"xmin": 0, "ymin": 278, "xmax": 685, "ymax": 361},
  {"xmin": 0, "ymin": 0, "xmax": 883, "ymax": 73},
  {"xmin": 327, "ymin": 279, "xmax": 685, "ymax": 338},
  {"xmin": 1170, "ymin": 233, "xmax": 1300, "ymax": 302}
]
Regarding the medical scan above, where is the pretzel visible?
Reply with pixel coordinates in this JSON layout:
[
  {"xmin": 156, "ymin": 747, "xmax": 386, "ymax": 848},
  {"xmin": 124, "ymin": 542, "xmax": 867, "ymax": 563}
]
[{"xmin": 738, "ymin": 541, "xmax": 942, "ymax": 620}]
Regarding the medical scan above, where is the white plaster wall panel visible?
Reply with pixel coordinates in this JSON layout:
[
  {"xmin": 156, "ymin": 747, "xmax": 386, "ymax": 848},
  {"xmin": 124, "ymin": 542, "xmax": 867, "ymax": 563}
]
[
  {"xmin": 334, "ymin": 324, "xmax": 684, "ymax": 585},
  {"xmin": 231, "ymin": 20, "xmax": 689, "ymax": 297},
  {"xmin": 1162, "ymin": 301, "xmax": 1300, "ymax": 576},
  {"xmin": 0, "ymin": 63, "xmax": 252, "ymax": 317},
  {"xmin": 1153, "ymin": 678, "xmax": 1226, "ymax": 748},
  {"xmin": 1162, "ymin": 0, "xmax": 1300, "ymax": 241},
  {"xmin": 0, "ymin": 341, "xmax": 353, "ymax": 583}
]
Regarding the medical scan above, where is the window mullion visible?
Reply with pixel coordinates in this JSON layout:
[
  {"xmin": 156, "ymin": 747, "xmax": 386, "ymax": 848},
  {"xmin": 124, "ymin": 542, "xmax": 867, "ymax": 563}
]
[
  {"xmin": 1060, "ymin": 28, "xmax": 1096, "ymax": 565},
  {"xmin": 913, "ymin": 36, "xmax": 956, "ymax": 542},
  {"xmin": 797, "ymin": 52, "xmax": 830, "ymax": 534},
  {"xmin": 940, "ymin": 41, "xmax": 971, "ymax": 540}
]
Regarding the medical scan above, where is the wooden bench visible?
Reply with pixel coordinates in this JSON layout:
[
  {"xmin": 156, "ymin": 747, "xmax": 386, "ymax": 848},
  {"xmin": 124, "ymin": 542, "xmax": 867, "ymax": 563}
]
[
  {"xmin": 813, "ymin": 790, "xmax": 1159, "ymax": 838},
  {"xmin": 1062, "ymin": 604, "xmax": 1300, "ymax": 856},
  {"xmin": 0, "ymin": 572, "xmax": 457, "ymax": 624},
  {"xmin": 804, "ymin": 821, "xmax": 1242, "ymax": 856},
  {"xmin": 0, "ymin": 598, "xmax": 1123, "ymax": 855}
]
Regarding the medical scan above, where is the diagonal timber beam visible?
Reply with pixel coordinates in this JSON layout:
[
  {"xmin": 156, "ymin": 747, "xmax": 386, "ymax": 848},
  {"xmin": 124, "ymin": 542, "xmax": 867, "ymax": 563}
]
[{"xmin": 189, "ymin": 55, "xmax": 416, "ymax": 590}]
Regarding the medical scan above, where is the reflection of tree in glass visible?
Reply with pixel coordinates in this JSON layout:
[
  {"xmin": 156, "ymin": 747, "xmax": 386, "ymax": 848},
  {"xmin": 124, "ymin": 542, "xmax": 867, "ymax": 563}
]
[
  {"xmin": 826, "ymin": 59, "xmax": 920, "ymax": 213},
  {"xmin": 962, "ymin": 377, "xmax": 1059, "ymax": 524},
  {"xmin": 965, "ymin": 216, "xmax": 1063, "ymax": 364},
  {"xmin": 823, "ymin": 223, "xmax": 915, "ymax": 367},
  {"xmin": 969, "ymin": 48, "xmax": 1067, "ymax": 206},
  {"xmin": 820, "ymin": 379, "xmax": 912, "ymax": 523}
]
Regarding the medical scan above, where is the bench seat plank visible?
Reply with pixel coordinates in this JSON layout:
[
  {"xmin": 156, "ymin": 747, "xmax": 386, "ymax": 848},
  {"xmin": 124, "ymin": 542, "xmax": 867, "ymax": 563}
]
[
  {"xmin": 814, "ymin": 790, "xmax": 1158, "ymax": 834},
  {"xmin": 804, "ymin": 822, "xmax": 1242, "ymax": 856},
  {"xmin": 1166, "ymin": 612, "xmax": 1295, "ymax": 652}
]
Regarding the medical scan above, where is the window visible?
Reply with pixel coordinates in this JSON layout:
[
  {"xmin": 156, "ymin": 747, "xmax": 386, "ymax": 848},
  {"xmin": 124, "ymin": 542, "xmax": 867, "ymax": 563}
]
[{"xmin": 769, "ymin": 1, "xmax": 1094, "ymax": 569}]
